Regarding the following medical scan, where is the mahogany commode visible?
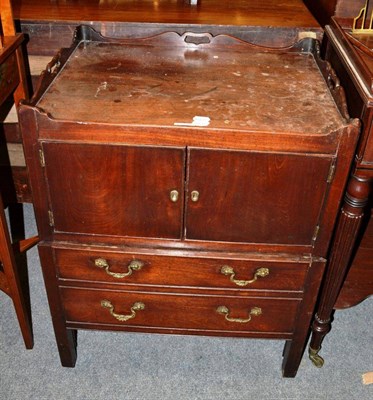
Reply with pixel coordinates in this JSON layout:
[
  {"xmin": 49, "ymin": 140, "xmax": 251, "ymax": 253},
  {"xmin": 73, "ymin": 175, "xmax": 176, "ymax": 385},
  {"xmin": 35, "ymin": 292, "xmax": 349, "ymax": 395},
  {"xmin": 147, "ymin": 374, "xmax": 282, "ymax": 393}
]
[
  {"xmin": 5, "ymin": 0, "xmax": 321, "ymax": 204},
  {"xmin": 19, "ymin": 26, "xmax": 359, "ymax": 377}
]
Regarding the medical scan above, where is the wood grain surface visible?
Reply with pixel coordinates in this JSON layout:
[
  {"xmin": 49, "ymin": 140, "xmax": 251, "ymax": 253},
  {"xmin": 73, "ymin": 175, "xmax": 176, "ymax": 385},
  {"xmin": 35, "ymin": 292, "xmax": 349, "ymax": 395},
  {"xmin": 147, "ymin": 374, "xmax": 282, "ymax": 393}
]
[
  {"xmin": 36, "ymin": 35, "xmax": 343, "ymax": 134},
  {"xmin": 12, "ymin": 0, "xmax": 318, "ymax": 27}
]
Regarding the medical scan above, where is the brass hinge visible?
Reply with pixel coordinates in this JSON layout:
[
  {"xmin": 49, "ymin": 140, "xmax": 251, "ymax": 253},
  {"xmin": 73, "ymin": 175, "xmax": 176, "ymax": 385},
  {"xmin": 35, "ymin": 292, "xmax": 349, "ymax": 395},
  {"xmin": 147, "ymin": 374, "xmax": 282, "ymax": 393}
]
[
  {"xmin": 48, "ymin": 210, "xmax": 54, "ymax": 227},
  {"xmin": 327, "ymin": 161, "xmax": 336, "ymax": 183},
  {"xmin": 39, "ymin": 149, "xmax": 45, "ymax": 167},
  {"xmin": 312, "ymin": 225, "xmax": 320, "ymax": 244}
]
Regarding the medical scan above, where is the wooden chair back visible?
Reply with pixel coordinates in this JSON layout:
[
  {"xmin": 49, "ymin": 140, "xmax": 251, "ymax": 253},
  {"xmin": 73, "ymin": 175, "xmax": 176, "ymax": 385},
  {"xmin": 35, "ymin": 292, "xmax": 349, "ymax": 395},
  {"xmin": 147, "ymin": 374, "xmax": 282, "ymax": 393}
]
[
  {"xmin": 1, "ymin": 0, "xmax": 16, "ymax": 47},
  {"xmin": 0, "ymin": 0, "xmax": 36, "ymax": 349}
]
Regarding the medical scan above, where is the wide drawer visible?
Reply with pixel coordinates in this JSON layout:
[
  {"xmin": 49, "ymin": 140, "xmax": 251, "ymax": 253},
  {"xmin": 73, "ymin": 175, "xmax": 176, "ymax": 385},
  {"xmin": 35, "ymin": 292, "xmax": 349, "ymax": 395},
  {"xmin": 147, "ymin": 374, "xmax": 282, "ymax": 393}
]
[
  {"xmin": 60, "ymin": 286, "xmax": 300, "ymax": 334},
  {"xmin": 54, "ymin": 247, "xmax": 309, "ymax": 291}
]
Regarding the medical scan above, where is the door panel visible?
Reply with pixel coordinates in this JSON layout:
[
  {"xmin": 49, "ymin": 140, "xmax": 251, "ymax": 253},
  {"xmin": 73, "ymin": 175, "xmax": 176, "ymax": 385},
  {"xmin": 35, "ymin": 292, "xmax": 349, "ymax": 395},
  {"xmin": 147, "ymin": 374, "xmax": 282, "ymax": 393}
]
[
  {"xmin": 186, "ymin": 149, "xmax": 332, "ymax": 245},
  {"xmin": 42, "ymin": 142, "xmax": 185, "ymax": 239}
]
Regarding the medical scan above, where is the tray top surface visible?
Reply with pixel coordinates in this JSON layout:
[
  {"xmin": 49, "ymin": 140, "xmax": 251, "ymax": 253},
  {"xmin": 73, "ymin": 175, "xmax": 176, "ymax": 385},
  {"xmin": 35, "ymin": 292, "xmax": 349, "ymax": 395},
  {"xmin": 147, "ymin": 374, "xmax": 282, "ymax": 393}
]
[{"xmin": 37, "ymin": 39, "xmax": 344, "ymax": 134}]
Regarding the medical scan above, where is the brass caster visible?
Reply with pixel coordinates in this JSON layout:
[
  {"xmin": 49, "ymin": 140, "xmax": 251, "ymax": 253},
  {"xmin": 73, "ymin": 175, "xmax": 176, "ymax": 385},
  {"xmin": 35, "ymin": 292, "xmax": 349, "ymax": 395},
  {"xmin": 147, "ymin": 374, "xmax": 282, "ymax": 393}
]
[{"xmin": 309, "ymin": 347, "xmax": 325, "ymax": 368}]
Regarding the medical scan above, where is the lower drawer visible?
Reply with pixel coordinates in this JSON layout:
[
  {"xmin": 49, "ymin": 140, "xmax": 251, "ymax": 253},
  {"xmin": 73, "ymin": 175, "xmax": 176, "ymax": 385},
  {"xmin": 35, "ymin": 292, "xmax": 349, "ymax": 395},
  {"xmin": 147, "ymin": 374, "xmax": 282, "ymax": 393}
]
[
  {"xmin": 54, "ymin": 247, "xmax": 309, "ymax": 291},
  {"xmin": 60, "ymin": 286, "xmax": 300, "ymax": 334}
]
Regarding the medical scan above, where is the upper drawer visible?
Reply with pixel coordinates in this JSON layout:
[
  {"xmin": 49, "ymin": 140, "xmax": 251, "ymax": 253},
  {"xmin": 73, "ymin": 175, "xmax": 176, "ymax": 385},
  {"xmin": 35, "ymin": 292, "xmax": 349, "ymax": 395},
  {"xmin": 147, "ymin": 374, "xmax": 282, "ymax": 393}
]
[{"xmin": 54, "ymin": 247, "xmax": 309, "ymax": 292}]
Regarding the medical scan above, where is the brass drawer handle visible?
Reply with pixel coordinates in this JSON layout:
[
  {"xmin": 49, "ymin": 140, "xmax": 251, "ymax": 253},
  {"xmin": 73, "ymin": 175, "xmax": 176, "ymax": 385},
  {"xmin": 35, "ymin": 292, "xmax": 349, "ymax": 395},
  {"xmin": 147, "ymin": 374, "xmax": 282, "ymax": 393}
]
[
  {"xmin": 94, "ymin": 258, "xmax": 144, "ymax": 279},
  {"xmin": 216, "ymin": 305, "xmax": 262, "ymax": 324},
  {"xmin": 101, "ymin": 300, "xmax": 145, "ymax": 322},
  {"xmin": 220, "ymin": 266, "xmax": 269, "ymax": 287}
]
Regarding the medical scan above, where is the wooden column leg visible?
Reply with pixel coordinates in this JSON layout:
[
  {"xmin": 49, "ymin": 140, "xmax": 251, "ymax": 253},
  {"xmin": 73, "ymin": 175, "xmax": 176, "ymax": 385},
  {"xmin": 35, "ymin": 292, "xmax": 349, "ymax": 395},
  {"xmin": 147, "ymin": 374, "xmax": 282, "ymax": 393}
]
[
  {"xmin": 282, "ymin": 260, "xmax": 326, "ymax": 377},
  {"xmin": 308, "ymin": 174, "xmax": 372, "ymax": 367},
  {"xmin": 38, "ymin": 245, "xmax": 77, "ymax": 367}
]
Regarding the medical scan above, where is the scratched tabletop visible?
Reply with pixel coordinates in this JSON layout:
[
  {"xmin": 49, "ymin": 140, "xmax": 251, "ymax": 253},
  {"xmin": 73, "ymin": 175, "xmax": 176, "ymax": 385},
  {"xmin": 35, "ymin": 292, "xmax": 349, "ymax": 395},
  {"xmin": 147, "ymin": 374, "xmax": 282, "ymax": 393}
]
[{"xmin": 37, "ymin": 37, "xmax": 344, "ymax": 134}]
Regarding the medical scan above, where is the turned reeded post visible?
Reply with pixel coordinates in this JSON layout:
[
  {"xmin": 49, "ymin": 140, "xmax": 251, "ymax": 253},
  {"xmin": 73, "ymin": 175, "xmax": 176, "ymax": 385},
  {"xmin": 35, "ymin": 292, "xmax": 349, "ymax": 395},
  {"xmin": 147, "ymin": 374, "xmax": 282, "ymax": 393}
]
[{"xmin": 309, "ymin": 174, "xmax": 372, "ymax": 367}]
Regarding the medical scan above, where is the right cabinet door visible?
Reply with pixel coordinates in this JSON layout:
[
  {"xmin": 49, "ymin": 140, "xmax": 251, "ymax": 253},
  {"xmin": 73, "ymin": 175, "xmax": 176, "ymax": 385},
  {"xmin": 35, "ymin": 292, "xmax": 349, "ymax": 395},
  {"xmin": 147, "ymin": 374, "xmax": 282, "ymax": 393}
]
[{"xmin": 185, "ymin": 148, "xmax": 333, "ymax": 245}]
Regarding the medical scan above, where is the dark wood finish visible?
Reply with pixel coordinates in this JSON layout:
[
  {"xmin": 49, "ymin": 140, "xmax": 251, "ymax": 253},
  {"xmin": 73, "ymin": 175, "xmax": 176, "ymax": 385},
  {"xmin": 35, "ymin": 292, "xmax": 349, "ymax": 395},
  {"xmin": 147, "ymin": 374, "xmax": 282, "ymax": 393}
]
[
  {"xmin": 1, "ymin": 122, "xmax": 31, "ymax": 203},
  {"xmin": 38, "ymin": 244, "xmax": 77, "ymax": 367},
  {"xmin": 12, "ymin": 0, "xmax": 319, "ymax": 27},
  {"xmin": 43, "ymin": 143, "xmax": 185, "ymax": 239},
  {"xmin": 303, "ymin": 0, "xmax": 367, "ymax": 27},
  {"xmin": 0, "ymin": 0, "xmax": 32, "ymax": 204},
  {"xmin": 19, "ymin": 26, "xmax": 359, "ymax": 377},
  {"xmin": 61, "ymin": 286, "xmax": 300, "ymax": 334},
  {"xmin": 309, "ymin": 17, "xmax": 373, "ymax": 367},
  {"xmin": 0, "ymin": 0, "xmax": 30, "ymax": 104},
  {"xmin": 11, "ymin": 0, "xmax": 321, "ymax": 57},
  {"xmin": 309, "ymin": 174, "xmax": 371, "ymax": 367},
  {"xmin": 35, "ymin": 34, "xmax": 339, "ymax": 131},
  {"xmin": 4, "ymin": 1, "xmax": 322, "ymax": 204},
  {"xmin": 334, "ymin": 207, "xmax": 373, "ymax": 308},
  {"xmin": 0, "ymin": 50, "xmax": 18, "ymax": 104},
  {"xmin": 333, "ymin": 0, "xmax": 369, "ymax": 18},
  {"xmin": 281, "ymin": 259, "xmax": 326, "ymax": 377},
  {"xmin": 303, "ymin": 0, "xmax": 339, "ymax": 27},
  {"xmin": 22, "ymin": 22, "xmax": 321, "ymax": 60},
  {"xmin": 0, "ymin": 0, "xmax": 36, "ymax": 349},
  {"xmin": 54, "ymin": 246, "xmax": 310, "ymax": 292},
  {"xmin": 186, "ymin": 149, "xmax": 333, "ymax": 244},
  {"xmin": 0, "ymin": 195, "xmax": 33, "ymax": 348},
  {"xmin": 9, "ymin": 167, "xmax": 31, "ymax": 203}
]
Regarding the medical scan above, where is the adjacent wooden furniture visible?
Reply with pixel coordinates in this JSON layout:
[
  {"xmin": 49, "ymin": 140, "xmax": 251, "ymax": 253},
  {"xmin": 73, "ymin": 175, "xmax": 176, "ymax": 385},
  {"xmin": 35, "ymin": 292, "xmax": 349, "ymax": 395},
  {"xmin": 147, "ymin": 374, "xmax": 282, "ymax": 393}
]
[
  {"xmin": 12, "ymin": 0, "xmax": 321, "ymax": 58},
  {"xmin": 0, "ymin": 198, "xmax": 37, "ymax": 348},
  {"xmin": 0, "ymin": 0, "xmax": 28, "ymax": 106},
  {"xmin": 0, "ymin": 0, "xmax": 37, "ymax": 349},
  {"xmin": 309, "ymin": 15, "xmax": 373, "ymax": 367},
  {"xmin": 303, "ymin": 0, "xmax": 367, "ymax": 27},
  {"xmin": 19, "ymin": 25, "xmax": 359, "ymax": 376},
  {"xmin": 12, "ymin": 0, "xmax": 319, "ymax": 28},
  {"xmin": 0, "ymin": 0, "xmax": 31, "ymax": 204}
]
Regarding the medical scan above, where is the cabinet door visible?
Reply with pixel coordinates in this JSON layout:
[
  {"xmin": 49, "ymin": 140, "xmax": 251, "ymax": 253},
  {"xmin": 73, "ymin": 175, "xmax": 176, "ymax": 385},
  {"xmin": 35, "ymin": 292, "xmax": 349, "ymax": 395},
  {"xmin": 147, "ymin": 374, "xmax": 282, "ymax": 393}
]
[
  {"xmin": 186, "ymin": 149, "xmax": 332, "ymax": 245},
  {"xmin": 42, "ymin": 142, "xmax": 185, "ymax": 239}
]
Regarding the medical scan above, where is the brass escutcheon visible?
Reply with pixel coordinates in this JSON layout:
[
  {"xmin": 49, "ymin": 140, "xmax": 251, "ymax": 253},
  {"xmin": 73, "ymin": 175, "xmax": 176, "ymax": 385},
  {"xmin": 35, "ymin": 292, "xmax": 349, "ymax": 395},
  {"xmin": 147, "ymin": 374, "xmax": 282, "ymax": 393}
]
[
  {"xmin": 191, "ymin": 190, "xmax": 200, "ymax": 202},
  {"xmin": 170, "ymin": 189, "xmax": 179, "ymax": 202}
]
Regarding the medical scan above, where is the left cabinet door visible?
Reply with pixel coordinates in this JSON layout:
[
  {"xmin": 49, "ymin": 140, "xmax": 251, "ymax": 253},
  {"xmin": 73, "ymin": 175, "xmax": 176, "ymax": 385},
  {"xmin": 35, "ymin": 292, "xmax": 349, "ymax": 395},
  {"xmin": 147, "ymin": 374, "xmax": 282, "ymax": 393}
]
[{"xmin": 42, "ymin": 142, "xmax": 185, "ymax": 239}]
